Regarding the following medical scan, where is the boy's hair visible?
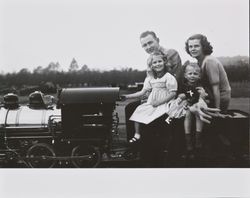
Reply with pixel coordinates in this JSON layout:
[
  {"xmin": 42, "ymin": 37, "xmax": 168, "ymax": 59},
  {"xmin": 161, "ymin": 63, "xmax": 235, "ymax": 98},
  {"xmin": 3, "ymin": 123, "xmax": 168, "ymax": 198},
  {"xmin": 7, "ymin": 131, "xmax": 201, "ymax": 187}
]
[
  {"xmin": 140, "ymin": 31, "xmax": 159, "ymax": 42},
  {"xmin": 184, "ymin": 62, "xmax": 201, "ymax": 74},
  {"xmin": 180, "ymin": 61, "xmax": 201, "ymax": 85},
  {"xmin": 147, "ymin": 52, "xmax": 168, "ymax": 78},
  {"xmin": 185, "ymin": 34, "xmax": 213, "ymax": 55}
]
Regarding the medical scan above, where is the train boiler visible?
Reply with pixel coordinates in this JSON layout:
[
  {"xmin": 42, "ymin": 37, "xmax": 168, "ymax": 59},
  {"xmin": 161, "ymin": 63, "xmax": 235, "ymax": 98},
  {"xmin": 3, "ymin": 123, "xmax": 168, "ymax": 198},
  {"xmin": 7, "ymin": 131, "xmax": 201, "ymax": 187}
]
[{"xmin": 0, "ymin": 92, "xmax": 61, "ymax": 167}]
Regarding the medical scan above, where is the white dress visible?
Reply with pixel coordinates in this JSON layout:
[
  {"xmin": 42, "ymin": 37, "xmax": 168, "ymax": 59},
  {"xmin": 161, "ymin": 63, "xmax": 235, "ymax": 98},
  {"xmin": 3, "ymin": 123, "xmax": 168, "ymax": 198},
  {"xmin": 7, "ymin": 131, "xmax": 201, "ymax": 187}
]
[
  {"xmin": 165, "ymin": 98, "xmax": 188, "ymax": 119},
  {"xmin": 129, "ymin": 73, "xmax": 177, "ymax": 124}
]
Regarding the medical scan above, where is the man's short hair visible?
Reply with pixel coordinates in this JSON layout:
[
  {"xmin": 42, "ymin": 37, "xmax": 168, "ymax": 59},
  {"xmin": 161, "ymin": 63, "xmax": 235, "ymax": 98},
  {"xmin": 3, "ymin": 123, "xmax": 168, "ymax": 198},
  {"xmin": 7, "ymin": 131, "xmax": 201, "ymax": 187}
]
[{"xmin": 140, "ymin": 31, "xmax": 159, "ymax": 41}]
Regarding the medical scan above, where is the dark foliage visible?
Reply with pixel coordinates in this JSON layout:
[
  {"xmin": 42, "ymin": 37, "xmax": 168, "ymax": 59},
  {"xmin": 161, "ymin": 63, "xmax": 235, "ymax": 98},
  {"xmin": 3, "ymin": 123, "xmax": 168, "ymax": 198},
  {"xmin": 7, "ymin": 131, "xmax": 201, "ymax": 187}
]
[{"xmin": 0, "ymin": 56, "xmax": 249, "ymax": 95}]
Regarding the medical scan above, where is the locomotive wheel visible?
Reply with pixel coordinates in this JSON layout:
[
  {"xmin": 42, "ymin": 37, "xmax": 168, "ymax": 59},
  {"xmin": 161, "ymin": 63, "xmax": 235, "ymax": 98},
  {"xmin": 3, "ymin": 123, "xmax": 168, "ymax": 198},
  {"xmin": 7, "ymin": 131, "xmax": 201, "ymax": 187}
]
[
  {"xmin": 26, "ymin": 143, "xmax": 56, "ymax": 168},
  {"xmin": 71, "ymin": 145, "xmax": 101, "ymax": 168}
]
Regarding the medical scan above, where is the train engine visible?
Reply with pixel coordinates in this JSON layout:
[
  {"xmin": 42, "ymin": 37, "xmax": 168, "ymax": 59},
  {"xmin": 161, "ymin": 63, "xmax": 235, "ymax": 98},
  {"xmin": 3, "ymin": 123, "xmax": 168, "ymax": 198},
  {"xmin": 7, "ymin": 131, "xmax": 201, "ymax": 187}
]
[{"xmin": 0, "ymin": 87, "xmax": 123, "ymax": 168}]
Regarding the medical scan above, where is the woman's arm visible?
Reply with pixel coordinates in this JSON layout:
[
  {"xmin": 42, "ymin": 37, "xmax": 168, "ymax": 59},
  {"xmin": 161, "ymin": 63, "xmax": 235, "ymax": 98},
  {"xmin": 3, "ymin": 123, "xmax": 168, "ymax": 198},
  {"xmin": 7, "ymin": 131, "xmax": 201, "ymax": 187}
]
[{"xmin": 212, "ymin": 84, "xmax": 220, "ymax": 108}]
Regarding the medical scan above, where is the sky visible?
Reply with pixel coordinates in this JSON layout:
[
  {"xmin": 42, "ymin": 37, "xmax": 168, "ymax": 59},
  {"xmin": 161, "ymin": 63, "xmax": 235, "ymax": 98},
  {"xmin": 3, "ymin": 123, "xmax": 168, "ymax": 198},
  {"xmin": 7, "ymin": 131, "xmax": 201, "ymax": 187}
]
[{"xmin": 0, "ymin": 0, "xmax": 249, "ymax": 73}]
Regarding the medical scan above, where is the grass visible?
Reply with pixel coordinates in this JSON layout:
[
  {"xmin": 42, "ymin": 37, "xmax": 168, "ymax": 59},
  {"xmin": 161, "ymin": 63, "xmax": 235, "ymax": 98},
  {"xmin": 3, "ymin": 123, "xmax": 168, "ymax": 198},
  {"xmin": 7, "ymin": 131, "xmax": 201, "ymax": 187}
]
[{"xmin": 230, "ymin": 81, "xmax": 250, "ymax": 98}]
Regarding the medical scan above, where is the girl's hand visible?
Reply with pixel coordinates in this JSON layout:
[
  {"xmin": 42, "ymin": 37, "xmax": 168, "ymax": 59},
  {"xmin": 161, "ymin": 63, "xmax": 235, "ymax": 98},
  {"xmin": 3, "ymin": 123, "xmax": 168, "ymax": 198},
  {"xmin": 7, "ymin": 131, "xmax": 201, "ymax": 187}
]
[
  {"xmin": 119, "ymin": 95, "xmax": 127, "ymax": 101},
  {"xmin": 177, "ymin": 94, "xmax": 185, "ymax": 104},
  {"xmin": 151, "ymin": 100, "xmax": 161, "ymax": 107},
  {"xmin": 178, "ymin": 93, "xmax": 186, "ymax": 100}
]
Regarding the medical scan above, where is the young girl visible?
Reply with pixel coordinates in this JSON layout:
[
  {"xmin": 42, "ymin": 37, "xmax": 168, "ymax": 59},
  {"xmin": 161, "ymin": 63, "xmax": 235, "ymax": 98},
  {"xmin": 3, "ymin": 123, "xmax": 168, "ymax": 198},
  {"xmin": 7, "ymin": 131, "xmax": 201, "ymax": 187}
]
[
  {"xmin": 165, "ymin": 63, "xmax": 207, "ymax": 151},
  {"xmin": 122, "ymin": 53, "xmax": 177, "ymax": 143}
]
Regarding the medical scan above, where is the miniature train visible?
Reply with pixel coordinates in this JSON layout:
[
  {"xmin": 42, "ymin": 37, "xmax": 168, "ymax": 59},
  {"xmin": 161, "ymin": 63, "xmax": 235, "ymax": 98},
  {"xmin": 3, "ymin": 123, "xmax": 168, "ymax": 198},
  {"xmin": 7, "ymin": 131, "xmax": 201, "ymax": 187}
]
[{"xmin": 0, "ymin": 87, "xmax": 249, "ymax": 168}]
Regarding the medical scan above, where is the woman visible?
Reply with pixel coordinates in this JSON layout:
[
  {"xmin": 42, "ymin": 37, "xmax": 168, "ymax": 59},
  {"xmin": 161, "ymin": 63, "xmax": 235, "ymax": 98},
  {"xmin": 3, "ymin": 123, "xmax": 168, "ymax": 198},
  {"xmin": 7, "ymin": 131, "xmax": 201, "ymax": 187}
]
[{"xmin": 185, "ymin": 34, "xmax": 231, "ymax": 113}]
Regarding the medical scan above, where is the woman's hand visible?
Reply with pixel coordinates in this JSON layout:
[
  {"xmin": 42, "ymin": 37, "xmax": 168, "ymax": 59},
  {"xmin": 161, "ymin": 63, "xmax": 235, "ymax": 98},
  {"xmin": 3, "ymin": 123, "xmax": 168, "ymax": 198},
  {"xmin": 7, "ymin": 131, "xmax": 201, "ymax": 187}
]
[
  {"xmin": 189, "ymin": 100, "xmax": 221, "ymax": 123},
  {"xmin": 189, "ymin": 99, "xmax": 233, "ymax": 124},
  {"xmin": 196, "ymin": 87, "xmax": 208, "ymax": 99}
]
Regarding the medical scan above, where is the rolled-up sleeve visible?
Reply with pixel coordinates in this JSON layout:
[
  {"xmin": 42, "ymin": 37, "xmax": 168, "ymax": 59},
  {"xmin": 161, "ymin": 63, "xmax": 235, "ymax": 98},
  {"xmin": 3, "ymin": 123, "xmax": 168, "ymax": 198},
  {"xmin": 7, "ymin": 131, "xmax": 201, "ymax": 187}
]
[
  {"xmin": 142, "ymin": 76, "xmax": 152, "ymax": 92},
  {"xmin": 204, "ymin": 59, "xmax": 220, "ymax": 85}
]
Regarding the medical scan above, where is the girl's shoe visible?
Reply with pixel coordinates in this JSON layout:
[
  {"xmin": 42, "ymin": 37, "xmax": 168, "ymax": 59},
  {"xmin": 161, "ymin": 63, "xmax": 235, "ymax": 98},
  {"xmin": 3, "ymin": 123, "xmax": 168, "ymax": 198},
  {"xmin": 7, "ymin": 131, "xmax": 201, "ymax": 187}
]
[
  {"xmin": 129, "ymin": 137, "xmax": 140, "ymax": 144},
  {"xmin": 165, "ymin": 117, "xmax": 172, "ymax": 124}
]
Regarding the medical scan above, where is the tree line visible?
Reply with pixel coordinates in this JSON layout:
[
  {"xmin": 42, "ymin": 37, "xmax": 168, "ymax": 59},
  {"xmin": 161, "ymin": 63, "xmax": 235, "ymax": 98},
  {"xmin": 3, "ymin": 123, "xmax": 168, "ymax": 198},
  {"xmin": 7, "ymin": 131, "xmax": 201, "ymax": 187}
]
[{"xmin": 0, "ymin": 56, "xmax": 249, "ymax": 95}]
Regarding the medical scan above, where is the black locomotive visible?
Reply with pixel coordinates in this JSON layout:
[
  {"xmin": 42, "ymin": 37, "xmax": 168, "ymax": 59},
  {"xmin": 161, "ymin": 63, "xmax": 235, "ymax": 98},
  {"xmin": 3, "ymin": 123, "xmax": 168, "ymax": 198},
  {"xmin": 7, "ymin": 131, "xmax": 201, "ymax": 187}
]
[{"xmin": 0, "ymin": 87, "xmax": 249, "ymax": 168}]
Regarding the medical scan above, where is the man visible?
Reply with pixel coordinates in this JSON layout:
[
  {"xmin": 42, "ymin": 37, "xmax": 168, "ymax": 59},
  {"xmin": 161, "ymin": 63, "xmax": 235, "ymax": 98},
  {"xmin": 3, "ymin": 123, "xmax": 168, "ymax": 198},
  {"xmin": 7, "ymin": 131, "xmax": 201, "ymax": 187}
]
[
  {"xmin": 140, "ymin": 31, "xmax": 182, "ymax": 82},
  {"xmin": 126, "ymin": 31, "xmax": 183, "ymax": 141},
  {"xmin": 124, "ymin": 31, "xmax": 183, "ymax": 167}
]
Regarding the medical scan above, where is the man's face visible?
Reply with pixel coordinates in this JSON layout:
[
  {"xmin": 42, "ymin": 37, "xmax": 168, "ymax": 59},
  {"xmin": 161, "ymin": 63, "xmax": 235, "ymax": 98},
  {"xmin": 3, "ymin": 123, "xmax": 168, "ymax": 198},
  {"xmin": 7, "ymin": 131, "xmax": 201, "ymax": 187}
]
[
  {"xmin": 140, "ymin": 34, "xmax": 160, "ymax": 54},
  {"xmin": 188, "ymin": 39, "xmax": 203, "ymax": 58}
]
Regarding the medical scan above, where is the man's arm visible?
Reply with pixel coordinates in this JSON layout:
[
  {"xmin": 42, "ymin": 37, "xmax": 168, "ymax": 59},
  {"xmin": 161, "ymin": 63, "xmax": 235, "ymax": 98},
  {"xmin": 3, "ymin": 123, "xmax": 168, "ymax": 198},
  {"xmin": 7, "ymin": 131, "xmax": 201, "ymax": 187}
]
[{"xmin": 164, "ymin": 48, "xmax": 182, "ymax": 81}]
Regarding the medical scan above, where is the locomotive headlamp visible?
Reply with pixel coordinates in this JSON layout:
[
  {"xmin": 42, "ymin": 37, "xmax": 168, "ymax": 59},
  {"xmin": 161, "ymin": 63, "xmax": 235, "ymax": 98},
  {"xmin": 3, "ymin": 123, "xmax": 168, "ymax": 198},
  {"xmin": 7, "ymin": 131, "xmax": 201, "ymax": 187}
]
[
  {"xmin": 28, "ymin": 91, "xmax": 46, "ymax": 109},
  {"xmin": 3, "ymin": 93, "xmax": 19, "ymax": 109}
]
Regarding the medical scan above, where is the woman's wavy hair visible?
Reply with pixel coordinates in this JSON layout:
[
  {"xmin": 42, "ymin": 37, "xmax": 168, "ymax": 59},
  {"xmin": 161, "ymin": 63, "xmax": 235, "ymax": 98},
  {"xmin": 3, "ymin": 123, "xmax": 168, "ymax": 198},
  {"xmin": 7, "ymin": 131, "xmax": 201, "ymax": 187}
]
[
  {"xmin": 185, "ymin": 34, "xmax": 213, "ymax": 56},
  {"xmin": 148, "ymin": 52, "xmax": 168, "ymax": 78}
]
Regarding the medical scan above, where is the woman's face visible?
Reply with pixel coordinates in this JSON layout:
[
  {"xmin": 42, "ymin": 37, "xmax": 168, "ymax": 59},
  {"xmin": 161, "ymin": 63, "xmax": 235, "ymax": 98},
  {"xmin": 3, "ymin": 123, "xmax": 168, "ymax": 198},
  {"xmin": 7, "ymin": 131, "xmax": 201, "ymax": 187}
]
[
  {"xmin": 184, "ymin": 65, "xmax": 200, "ymax": 84},
  {"xmin": 188, "ymin": 39, "xmax": 204, "ymax": 58},
  {"xmin": 151, "ymin": 56, "xmax": 165, "ymax": 73}
]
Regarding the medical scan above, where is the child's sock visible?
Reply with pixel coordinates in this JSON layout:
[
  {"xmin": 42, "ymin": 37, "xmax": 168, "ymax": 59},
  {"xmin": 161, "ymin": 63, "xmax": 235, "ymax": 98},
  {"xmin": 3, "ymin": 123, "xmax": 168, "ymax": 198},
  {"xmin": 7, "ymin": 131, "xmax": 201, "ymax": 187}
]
[
  {"xmin": 134, "ymin": 133, "xmax": 140, "ymax": 139},
  {"xmin": 195, "ymin": 131, "xmax": 202, "ymax": 148},
  {"xmin": 185, "ymin": 133, "xmax": 193, "ymax": 151}
]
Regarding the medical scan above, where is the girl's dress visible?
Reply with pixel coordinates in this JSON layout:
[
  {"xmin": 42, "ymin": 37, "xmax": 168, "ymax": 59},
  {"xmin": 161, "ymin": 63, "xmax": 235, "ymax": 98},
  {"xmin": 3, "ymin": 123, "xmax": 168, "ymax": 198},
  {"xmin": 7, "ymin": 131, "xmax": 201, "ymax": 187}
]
[
  {"xmin": 129, "ymin": 73, "xmax": 177, "ymax": 124},
  {"xmin": 165, "ymin": 81, "xmax": 202, "ymax": 122}
]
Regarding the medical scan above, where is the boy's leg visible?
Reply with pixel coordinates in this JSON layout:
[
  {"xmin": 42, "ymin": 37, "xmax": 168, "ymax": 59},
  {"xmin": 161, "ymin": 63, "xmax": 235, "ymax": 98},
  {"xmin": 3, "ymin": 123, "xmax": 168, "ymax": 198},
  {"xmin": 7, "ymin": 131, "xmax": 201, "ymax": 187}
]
[
  {"xmin": 184, "ymin": 110, "xmax": 193, "ymax": 151},
  {"xmin": 195, "ymin": 115, "xmax": 203, "ymax": 148}
]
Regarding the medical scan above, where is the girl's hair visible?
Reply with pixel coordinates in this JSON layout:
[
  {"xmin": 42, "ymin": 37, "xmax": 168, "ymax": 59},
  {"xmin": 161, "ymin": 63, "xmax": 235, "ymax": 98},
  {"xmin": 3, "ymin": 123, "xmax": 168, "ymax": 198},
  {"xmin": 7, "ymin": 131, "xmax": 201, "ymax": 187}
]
[
  {"xmin": 147, "ymin": 52, "xmax": 168, "ymax": 78},
  {"xmin": 185, "ymin": 34, "xmax": 213, "ymax": 55}
]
